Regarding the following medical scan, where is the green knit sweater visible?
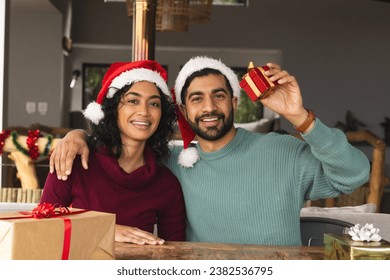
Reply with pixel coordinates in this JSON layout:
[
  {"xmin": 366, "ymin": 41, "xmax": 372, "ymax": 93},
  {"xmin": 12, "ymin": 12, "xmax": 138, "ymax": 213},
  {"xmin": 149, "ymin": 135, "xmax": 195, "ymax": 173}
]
[{"xmin": 166, "ymin": 119, "xmax": 370, "ymax": 246}]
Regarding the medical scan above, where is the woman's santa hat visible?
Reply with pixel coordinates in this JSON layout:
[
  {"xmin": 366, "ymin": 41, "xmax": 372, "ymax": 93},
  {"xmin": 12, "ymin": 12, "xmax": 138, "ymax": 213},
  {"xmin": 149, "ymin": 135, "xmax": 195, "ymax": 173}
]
[
  {"xmin": 84, "ymin": 60, "xmax": 170, "ymax": 125},
  {"xmin": 173, "ymin": 56, "xmax": 241, "ymax": 168}
]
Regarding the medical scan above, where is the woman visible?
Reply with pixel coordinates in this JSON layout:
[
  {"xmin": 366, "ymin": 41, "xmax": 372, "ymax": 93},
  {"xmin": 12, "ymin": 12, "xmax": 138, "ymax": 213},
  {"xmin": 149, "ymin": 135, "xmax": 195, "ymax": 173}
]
[{"xmin": 41, "ymin": 60, "xmax": 186, "ymax": 245}]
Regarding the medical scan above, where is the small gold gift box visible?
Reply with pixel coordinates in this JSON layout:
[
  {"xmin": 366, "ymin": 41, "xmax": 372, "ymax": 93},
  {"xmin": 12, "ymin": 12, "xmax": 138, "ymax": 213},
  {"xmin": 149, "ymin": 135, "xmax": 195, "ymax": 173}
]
[{"xmin": 324, "ymin": 233, "xmax": 390, "ymax": 260}]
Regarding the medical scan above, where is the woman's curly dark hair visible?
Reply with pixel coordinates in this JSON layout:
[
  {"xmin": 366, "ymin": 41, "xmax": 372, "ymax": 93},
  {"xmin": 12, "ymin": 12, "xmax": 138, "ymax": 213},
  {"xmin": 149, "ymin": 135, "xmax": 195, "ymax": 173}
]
[{"xmin": 87, "ymin": 83, "xmax": 176, "ymax": 162}]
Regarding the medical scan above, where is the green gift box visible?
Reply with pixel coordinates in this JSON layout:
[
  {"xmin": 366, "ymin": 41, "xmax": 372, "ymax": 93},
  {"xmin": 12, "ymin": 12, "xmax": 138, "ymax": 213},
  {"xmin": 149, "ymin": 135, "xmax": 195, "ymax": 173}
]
[{"xmin": 324, "ymin": 233, "xmax": 390, "ymax": 260}]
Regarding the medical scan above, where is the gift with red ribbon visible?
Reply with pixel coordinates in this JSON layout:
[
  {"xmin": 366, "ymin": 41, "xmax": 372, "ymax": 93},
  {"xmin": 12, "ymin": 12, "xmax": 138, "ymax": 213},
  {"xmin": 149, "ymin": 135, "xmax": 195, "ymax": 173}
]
[
  {"xmin": 239, "ymin": 62, "xmax": 279, "ymax": 102},
  {"xmin": 0, "ymin": 203, "xmax": 115, "ymax": 260}
]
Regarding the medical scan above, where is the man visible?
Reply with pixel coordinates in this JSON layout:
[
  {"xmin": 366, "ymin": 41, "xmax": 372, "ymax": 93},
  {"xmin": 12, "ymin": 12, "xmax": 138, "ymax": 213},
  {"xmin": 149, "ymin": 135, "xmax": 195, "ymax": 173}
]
[{"xmin": 50, "ymin": 56, "xmax": 370, "ymax": 246}]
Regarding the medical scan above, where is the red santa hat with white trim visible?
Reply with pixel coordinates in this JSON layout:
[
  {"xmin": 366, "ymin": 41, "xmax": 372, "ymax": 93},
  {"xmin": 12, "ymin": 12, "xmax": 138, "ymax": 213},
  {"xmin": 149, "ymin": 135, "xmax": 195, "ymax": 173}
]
[
  {"xmin": 173, "ymin": 56, "xmax": 241, "ymax": 168},
  {"xmin": 84, "ymin": 60, "xmax": 170, "ymax": 125}
]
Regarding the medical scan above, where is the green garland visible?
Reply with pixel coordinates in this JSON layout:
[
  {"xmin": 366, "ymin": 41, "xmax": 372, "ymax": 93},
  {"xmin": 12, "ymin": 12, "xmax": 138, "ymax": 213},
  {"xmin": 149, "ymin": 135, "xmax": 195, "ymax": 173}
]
[
  {"xmin": 10, "ymin": 131, "xmax": 53, "ymax": 160},
  {"xmin": 43, "ymin": 134, "xmax": 53, "ymax": 157}
]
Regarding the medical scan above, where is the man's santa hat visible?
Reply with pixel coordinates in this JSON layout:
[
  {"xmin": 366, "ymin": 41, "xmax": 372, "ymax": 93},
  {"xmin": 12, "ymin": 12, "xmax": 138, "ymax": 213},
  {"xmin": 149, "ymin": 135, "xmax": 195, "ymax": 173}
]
[
  {"xmin": 84, "ymin": 60, "xmax": 170, "ymax": 125},
  {"xmin": 173, "ymin": 56, "xmax": 241, "ymax": 168}
]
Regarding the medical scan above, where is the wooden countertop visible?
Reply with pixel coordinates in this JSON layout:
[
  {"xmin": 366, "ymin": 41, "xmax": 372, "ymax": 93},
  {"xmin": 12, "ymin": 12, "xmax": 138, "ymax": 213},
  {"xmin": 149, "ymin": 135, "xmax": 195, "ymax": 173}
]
[{"xmin": 115, "ymin": 241, "xmax": 324, "ymax": 260}]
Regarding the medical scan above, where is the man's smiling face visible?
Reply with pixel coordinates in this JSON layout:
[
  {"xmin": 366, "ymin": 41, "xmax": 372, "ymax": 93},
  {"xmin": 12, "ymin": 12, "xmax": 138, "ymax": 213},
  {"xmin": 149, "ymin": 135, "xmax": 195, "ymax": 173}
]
[{"xmin": 180, "ymin": 73, "xmax": 237, "ymax": 141}]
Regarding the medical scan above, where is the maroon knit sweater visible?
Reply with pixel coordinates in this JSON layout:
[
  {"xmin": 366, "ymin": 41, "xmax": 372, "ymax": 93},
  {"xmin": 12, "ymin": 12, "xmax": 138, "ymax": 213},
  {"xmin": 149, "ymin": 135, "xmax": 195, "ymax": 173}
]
[{"xmin": 41, "ymin": 145, "xmax": 186, "ymax": 241}]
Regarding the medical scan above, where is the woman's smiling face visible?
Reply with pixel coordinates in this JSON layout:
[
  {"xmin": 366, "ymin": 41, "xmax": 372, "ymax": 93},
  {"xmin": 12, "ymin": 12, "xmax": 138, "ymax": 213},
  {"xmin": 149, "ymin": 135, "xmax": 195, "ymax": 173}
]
[{"xmin": 117, "ymin": 81, "xmax": 162, "ymax": 144}]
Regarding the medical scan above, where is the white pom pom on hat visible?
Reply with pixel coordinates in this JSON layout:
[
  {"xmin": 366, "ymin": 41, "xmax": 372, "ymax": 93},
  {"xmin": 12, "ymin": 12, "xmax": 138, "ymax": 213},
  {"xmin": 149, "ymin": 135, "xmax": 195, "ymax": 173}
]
[
  {"xmin": 177, "ymin": 146, "xmax": 200, "ymax": 168},
  {"xmin": 83, "ymin": 60, "xmax": 170, "ymax": 125},
  {"xmin": 83, "ymin": 101, "xmax": 104, "ymax": 125},
  {"xmin": 172, "ymin": 56, "xmax": 240, "ymax": 168}
]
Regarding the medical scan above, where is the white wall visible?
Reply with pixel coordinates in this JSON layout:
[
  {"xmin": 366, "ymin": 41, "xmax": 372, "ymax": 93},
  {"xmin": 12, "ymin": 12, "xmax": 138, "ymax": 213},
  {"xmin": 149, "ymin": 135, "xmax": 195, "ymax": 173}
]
[{"xmin": 7, "ymin": 1, "xmax": 63, "ymax": 128}]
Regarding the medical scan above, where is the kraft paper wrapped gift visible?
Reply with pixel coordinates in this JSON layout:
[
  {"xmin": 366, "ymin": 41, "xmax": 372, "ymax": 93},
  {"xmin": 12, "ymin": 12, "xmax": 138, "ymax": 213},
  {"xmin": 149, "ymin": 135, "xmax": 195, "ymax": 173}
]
[
  {"xmin": 0, "ymin": 206, "xmax": 115, "ymax": 260},
  {"xmin": 324, "ymin": 233, "xmax": 390, "ymax": 260},
  {"xmin": 239, "ymin": 64, "xmax": 278, "ymax": 102}
]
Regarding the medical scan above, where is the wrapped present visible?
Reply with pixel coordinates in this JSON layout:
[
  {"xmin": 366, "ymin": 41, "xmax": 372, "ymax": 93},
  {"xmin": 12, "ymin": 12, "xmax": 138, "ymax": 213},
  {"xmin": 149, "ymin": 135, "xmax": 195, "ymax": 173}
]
[
  {"xmin": 0, "ymin": 204, "xmax": 115, "ymax": 260},
  {"xmin": 239, "ymin": 62, "xmax": 278, "ymax": 102},
  {"xmin": 324, "ymin": 233, "xmax": 390, "ymax": 260}
]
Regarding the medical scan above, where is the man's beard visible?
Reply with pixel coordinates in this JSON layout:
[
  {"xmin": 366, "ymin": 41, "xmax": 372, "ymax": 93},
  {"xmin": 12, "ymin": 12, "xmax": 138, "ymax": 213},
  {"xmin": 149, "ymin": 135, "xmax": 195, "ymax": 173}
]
[{"xmin": 186, "ymin": 109, "xmax": 234, "ymax": 141}]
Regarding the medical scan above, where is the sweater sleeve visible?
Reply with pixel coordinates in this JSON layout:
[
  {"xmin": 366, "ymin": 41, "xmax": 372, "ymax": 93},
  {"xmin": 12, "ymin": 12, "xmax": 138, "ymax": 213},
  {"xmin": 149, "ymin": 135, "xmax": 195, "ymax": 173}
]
[
  {"xmin": 40, "ymin": 171, "xmax": 73, "ymax": 206},
  {"xmin": 297, "ymin": 118, "xmax": 370, "ymax": 200},
  {"xmin": 155, "ymin": 172, "xmax": 186, "ymax": 241}
]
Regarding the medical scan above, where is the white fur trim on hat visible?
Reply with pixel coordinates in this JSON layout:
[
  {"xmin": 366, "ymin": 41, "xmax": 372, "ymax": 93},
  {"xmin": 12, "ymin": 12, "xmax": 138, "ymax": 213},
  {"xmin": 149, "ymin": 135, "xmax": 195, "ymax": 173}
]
[
  {"xmin": 178, "ymin": 146, "xmax": 200, "ymax": 168},
  {"xmin": 107, "ymin": 68, "xmax": 170, "ymax": 98},
  {"xmin": 174, "ymin": 56, "xmax": 241, "ymax": 105},
  {"xmin": 83, "ymin": 101, "xmax": 104, "ymax": 125}
]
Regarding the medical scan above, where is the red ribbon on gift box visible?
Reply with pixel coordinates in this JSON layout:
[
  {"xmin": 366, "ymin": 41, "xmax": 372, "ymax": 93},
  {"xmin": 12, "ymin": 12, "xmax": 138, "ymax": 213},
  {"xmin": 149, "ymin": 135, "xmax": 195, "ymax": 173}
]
[
  {"xmin": 239, "ymin": 65, "xmax": 279, "ymax": 102},
  {"xmin": 0, "ymin": 203, "xmax": 88, "ymax": 260}
]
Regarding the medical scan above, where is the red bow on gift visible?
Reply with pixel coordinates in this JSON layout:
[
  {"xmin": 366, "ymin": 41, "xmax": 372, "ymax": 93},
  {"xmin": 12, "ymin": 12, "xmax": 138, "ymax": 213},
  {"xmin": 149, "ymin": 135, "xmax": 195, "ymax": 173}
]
[
  {"xmin": 31, "ymin": 203, "xmax": 70, "ymax": 219},
  {"xmin": 0, "ymin": 203, "xmax": 88, "ymax": 260}
]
